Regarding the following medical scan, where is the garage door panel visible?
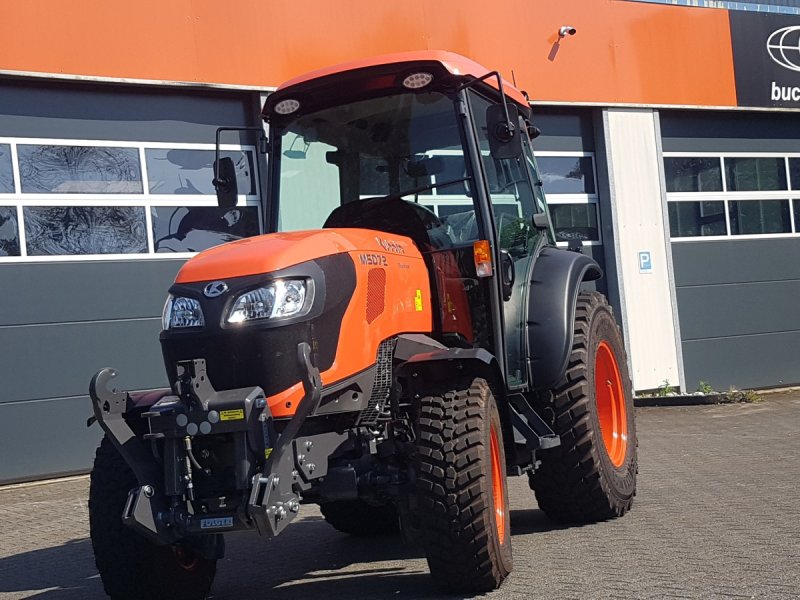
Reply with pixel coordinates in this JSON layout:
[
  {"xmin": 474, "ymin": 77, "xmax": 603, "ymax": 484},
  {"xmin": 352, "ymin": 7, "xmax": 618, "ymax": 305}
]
[
  {"xmin": 676, "ymin": 279, "xmax": 800, "ymax": 340},
  {"xmin": 0, "ymin": 318, "xmax": 166, "ymax": 404},
  {"xmin": 0, "ymin": 396, "xmax": 103, "ymax": 484},
  {"xmin": 0, "ymin": 260, "xmax": 183, "ymax": 327},
  {"xmin": 682, "ymin": 331, "xmax": 800, "ymax": 391},
  {"xmin": 672, "ymin": 239, "xmax": 800, "ymax": 287}
]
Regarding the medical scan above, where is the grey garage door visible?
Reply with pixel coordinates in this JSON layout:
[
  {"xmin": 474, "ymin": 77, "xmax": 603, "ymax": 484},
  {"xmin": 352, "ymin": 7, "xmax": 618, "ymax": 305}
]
[
  {"xmin": 661, "ymin": 110, "xmax": 800, "ymax": 390},
  {"xmin": 0, "ymin": 79, "xmax": 264, "ymax": 483}
]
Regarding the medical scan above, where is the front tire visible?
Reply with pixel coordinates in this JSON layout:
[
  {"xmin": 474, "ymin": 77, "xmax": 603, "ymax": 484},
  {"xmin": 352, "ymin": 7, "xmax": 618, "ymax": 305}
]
[
  {"xmin": 412, "ymin": 377, "xmax": 512, "ymax": 592},
  {"xmin": 529, "ymin": 291, "xmax": 637, "ymax": 523},
  {"xmin": 89, "ymin": 437, "xmax": 217, "ymax": 600}
]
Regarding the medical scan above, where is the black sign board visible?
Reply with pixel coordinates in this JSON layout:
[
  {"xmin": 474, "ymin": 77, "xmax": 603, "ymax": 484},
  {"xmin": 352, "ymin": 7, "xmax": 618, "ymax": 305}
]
[{"xmin": 730, "ymin": 12, "xmax": 800, "ymax": 108}]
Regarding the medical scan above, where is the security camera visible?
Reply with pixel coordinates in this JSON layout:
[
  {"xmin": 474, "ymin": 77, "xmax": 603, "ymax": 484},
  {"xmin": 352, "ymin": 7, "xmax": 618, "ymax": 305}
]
[{"xmin": 559, "ymin": 25, "xmax": 577, "ymax": 38}]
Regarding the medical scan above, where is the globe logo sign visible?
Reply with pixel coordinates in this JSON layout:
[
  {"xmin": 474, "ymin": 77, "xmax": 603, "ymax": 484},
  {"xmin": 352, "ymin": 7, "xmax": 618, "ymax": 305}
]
[{"xmin": 766, "ymin": 26, "xmax": 800, "ymax": 72}]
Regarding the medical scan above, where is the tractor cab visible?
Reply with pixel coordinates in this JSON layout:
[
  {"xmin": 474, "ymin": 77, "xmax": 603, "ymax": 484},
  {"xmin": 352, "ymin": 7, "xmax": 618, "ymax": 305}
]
[{"xmin": 253, "ymin": 51, "xmax": 556, "ymax": 389}]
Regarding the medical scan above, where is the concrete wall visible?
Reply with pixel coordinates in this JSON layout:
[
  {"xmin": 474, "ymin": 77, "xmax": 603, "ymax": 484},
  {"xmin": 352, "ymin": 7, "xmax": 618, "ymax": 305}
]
[{"xmin": 600, "ymin": 108, "xmax": 683, "ymax": 391}]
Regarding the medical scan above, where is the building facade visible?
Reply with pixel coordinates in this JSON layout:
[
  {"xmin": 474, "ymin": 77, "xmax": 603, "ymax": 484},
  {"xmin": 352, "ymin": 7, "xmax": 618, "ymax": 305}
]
[{"xmin": 1, "ymin": 0, "xmax": 799, "ymax": 482}]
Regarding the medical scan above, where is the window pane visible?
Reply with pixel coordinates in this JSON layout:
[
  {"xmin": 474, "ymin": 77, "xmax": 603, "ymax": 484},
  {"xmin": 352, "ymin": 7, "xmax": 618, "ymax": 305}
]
[
  {"xmin": 789, "ymin": 158, "xmax": 800, "ymax": 190},
  {"xmin": 537, "ymin": 156, "xmax": 596, "ymax": 194},
  {"xmin": 0, "ymin": 144, "xmax": 14, "ymax": 193},
  {"xmin": 24, "ymin": 207, "xmax": 147, "ymax": 255},
  {"xmin": 146, "ymin": 149, "xmax": 256, "ymax": 196},
  {"xmin": 550, "ymin": 204, "xmax": 600, "ymax": 242},
  {"xmin": 663, "ymin": 157, "xmax": 723, "ymax": 192},
  {"xmin": 729, "ymin": 200, "xmax": 791, "ymax": 235},
  {"xmin": 668, "ymin": 201, "xmax": 726, "ymax": 237},
  {"xmin": 725, "ymin": 157, "xmax": 787, "ymax": 191},
  {"xmin": 795, "ymin": 199, "xmax": 800, "ymax": 232},
  {"xmin": 18, "ymin": 146, "xmax": 143, "ymax": 194},
  {"xmin": 152, "ymin": 206, "xmax": 260, "ymax": 253},
  {"xmin": 0, "ymin": 207, "xmax": 20, "ymax": 256}
]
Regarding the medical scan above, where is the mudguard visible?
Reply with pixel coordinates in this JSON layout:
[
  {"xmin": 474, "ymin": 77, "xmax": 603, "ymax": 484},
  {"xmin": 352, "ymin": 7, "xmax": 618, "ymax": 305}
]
[
  {"xmin": 527, "ymin": 246, "xmax": 602, "ymax": 390},
  {"xmin": 396, "ymin": 345, "xmax": 500, "ymax": 384}
]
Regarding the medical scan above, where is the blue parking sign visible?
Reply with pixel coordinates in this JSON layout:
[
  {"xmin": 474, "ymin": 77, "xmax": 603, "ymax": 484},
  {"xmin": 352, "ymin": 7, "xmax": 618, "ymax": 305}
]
[{"xmin": 638, "ymin": 251, "xmax": 652, "ymax": 274}]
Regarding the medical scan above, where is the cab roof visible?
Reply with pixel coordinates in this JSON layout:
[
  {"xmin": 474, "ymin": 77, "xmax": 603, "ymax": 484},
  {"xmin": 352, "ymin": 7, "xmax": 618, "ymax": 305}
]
[{"xmin": 264, "ymin": 50, "xmax": 529, "ymax": 119}]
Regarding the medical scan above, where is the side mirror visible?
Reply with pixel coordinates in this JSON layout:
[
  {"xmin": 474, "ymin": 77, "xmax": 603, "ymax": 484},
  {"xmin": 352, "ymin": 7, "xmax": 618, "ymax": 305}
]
[
  {"xmin": 532, "ymin": 212, "xmax": 549, "ymax": 229},
  {"xmin": 213, "ymin": 157, "xmax": 238, "ymax": 209},
  {"xmin": 486, "ymin": 103, "xmax": 522, "ymax": 160}
]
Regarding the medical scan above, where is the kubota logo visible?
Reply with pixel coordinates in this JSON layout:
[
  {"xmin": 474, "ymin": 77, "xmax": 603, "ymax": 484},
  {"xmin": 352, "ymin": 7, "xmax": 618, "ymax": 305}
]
[
  {"xmin": 203, "ymin": 281, "xmax": 228, "ymax": 298},
  {"xmin": 766, "ymin": 26, "xmax": 800, "ymax": 72}
]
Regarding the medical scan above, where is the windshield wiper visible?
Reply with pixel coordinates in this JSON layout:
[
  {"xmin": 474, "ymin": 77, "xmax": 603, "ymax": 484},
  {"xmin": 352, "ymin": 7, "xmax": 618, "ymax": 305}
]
[{"xmin": 386, "ymin": 176, "xmax": 470, "ymax": 202}]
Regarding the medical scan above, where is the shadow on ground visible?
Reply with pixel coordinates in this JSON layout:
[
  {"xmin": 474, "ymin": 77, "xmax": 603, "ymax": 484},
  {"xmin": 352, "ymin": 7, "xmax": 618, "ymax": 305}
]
[{"xmin": 0, "ymin": 510, "xmax": 561, "ymax": 599}]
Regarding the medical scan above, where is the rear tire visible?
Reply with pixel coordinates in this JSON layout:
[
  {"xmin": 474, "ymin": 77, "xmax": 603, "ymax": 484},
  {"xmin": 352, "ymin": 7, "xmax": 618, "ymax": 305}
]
[
  {"xmin": 320, "ymin": 500, "xmax": 400, "ymax": 535},
  {"xmin": 530, "ymin": 291, "xmax": 637, "ymax": 523},
  {"xmin": 89, "ymin": 437, "xmax": 217, "ymax": 600},
  {"xmin": 412, "ymin": 377, "xmax": 512, "ymax": 592}
]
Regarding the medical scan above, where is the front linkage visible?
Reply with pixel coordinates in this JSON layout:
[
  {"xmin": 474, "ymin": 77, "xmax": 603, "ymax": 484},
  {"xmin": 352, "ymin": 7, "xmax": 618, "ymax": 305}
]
[{"xmin": 89, "ymin": 342, "xmax": 345, "ymax": 546}]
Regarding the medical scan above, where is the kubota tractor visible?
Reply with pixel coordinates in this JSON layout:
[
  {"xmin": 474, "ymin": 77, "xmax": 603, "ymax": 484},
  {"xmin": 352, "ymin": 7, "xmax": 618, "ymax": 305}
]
[{"xmin": 87, "ymin": 51, "xmax": 637, "ymax": 599}]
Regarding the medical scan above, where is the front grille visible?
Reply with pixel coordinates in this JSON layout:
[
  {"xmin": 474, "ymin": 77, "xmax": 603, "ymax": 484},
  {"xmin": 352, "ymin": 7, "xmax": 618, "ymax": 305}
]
[{"xmin": 357, "ymin": 338, "xmax": 394, "ymax": 425}]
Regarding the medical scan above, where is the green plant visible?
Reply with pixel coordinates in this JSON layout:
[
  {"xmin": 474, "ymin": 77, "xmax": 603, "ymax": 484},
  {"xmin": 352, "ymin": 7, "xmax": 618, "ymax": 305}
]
[
  {"xmin": 657, "ymin": 379, "xmax": 674, "ymax": 397},
  {"xmin": 725, "ymin": 387, "xmax": 763, "ymax": 403},
  {"xmin": 741, "ymin": 389, "xmax": 762, "ymax": 403},
  {"xmin": 697, "ymin": 381, "xmax": 715, "ymax": 394}
]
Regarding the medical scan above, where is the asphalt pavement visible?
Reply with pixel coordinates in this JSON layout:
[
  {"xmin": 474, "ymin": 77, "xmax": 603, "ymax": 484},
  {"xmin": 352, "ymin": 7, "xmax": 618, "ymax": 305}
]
[{"xmin": 1, "ymin": 393, "xmax": 798, "ymax": 599}]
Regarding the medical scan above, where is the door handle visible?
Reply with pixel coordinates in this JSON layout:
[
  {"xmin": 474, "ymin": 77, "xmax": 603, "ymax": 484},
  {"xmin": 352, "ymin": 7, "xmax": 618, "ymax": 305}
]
[{"xmin": 500, "ymin": 249, "xmax": 515, "ymax": 301}]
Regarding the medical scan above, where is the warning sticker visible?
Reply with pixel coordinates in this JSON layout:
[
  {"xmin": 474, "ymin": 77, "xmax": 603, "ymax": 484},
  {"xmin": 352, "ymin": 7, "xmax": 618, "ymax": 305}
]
[
  {"xmin": 414, "ymin": 289, "xmax": 423, "ymax": 312},
  {"xmin": 220, "ymin": 409, "xmax": 244, "ymax": 421}
]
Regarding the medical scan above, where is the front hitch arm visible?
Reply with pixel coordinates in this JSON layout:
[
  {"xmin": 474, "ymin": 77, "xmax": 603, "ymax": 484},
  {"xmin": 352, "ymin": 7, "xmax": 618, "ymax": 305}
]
[
  {"xmin": 248, "ymin": 342, "xmax": 322, "ymax": 537},
  {"xmin": 89, "ymin": 368, "xmax": 163, "ymax": 488}
]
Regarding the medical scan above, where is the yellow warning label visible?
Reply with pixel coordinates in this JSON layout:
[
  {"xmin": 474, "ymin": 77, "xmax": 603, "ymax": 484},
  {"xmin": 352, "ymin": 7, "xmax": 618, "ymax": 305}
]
[
  {"xmin": 414, "ymin": 289, "xmax": 423, "ymax": 312},
  {"xmin": 264, "ymin": 448, "xmax": 273, "ymax": 460},
  {"xmin": 220, "ymin": 409, "xmax": 244, "ymax": 421}
]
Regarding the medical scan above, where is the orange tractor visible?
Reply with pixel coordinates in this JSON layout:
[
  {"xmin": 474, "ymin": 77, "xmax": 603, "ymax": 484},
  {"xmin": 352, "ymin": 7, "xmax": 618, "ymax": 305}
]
[{"xmin": 88, "ymin": 51, "xmax": 637, "ymax": 599}]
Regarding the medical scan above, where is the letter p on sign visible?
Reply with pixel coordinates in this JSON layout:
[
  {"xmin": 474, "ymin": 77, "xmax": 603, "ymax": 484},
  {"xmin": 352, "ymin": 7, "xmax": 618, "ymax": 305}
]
[{"xmin": 638, "ymin": 251, "xmax": 653, "ymax": 274}]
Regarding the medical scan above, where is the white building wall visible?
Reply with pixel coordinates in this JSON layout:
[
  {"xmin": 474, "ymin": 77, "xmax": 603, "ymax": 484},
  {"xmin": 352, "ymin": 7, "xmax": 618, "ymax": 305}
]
[{"xmin": 601, "ymin": 108, "xmax": 684, "ymax": 391}]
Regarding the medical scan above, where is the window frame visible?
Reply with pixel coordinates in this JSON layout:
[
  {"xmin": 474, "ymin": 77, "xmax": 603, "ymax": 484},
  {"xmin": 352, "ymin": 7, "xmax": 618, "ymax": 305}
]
[
  {"xmin": 0, "ymin": 137, "xmax": 261, "ymax": 262},
  {"xmin": 664, "ymin": 151, "xmax": 800, "ymax": 242}
]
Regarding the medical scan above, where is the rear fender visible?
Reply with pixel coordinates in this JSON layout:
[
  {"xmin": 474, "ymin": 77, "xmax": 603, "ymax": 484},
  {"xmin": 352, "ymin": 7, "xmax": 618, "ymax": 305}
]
[{"xmin": 527, "ymin": 247, "xmax": 602, "ymax": 390}]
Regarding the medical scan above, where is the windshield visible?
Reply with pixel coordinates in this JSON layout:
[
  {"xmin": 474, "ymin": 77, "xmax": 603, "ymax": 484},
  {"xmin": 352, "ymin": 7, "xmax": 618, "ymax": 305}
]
[{"xmin": 274, "ymin": 92, "xmax": 476, "ymax": 237}]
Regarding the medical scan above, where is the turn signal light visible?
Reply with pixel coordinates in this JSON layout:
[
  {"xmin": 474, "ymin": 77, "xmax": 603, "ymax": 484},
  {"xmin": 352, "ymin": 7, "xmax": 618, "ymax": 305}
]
[{"xmin": 473, "ymin": 240, "xmax": 493, "ymax": 278}]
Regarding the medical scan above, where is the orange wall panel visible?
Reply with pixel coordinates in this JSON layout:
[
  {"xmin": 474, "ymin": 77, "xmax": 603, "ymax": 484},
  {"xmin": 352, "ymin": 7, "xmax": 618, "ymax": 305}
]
[{"xmin": 0, "ymin": 0, "xmax": 737, "ymax": 107}]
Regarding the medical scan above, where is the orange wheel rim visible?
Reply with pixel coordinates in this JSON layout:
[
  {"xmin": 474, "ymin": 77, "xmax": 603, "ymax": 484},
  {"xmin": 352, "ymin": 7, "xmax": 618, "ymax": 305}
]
[
  {"xmin": 489, "ymin": 425, "xmax": 507, "ymax": 544},
  {"xmin": 595, "ymin": 340, "xmax": 628, "ymax": 467}
]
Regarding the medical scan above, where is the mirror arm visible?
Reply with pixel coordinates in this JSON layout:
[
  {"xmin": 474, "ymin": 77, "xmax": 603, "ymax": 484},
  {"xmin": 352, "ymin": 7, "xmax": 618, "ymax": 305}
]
[{"xmin": 457, "ymin": 71, "xmax": 515, "ymax": 141}]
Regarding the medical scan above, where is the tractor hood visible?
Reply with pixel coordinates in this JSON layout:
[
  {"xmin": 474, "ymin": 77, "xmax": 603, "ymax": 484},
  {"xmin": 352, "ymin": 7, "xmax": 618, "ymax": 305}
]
[{"xmin": 175, "ymin": 228, "xmax": 421, "ymax": 284}]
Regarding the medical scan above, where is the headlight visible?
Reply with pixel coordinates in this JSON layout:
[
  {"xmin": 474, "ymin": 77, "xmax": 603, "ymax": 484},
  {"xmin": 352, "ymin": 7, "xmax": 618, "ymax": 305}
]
[
  {"xmin": 227, "ymin": 279, "xmax": 312, "ymax": 324},
  {"xmin": 162, "ymin": 295, "xmax": 205, "ymax": 329}
]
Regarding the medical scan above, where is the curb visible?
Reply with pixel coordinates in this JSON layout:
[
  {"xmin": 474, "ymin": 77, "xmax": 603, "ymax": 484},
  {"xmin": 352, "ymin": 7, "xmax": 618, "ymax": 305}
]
[
  {"xmin": 635, "ymin": 385, "xmax": 800, "ymax": 407},
  {"xmin": 634, "ymin": 394, "xmax": 730, "ymax": 407}
]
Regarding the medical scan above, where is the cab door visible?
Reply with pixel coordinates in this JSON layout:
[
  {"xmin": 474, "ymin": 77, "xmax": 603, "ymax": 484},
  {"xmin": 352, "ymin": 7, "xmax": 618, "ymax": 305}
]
[{"xmin": 467, "ymin": 91, "xmax": 552, "ymax": 389}]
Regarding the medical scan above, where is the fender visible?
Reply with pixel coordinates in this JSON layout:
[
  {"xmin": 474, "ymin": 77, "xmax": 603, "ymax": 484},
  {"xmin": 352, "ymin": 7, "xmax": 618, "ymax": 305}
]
[
  {"xmin": 527, "ymin": 246, "xmax": 602, "ymax": 390},
  {"xmin": 396, "ymin": 344, "xmax": 500, "ymax": 384}
]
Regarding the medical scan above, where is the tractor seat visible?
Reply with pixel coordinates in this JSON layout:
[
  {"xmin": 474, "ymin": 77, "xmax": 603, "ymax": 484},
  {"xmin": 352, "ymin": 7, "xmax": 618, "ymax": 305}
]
[{"xmin": 323, "ymin": 196, "xmax": 450, "ymax": 251}]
